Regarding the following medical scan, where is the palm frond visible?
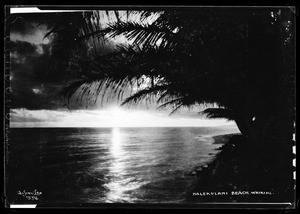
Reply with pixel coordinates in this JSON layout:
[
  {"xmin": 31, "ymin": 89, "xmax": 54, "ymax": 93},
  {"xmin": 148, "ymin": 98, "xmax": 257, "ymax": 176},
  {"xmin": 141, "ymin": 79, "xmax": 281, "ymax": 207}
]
[
  {"xmin": 60, "ymin": 79, "xmax": 90, "ymax": 103},
  {"xmin": 201, "ymin": 108, "xmax": 235, "ymax": 121},
  {"xmin": 121, "ymin": 85, "xmax": 169, "ymax": 106},
  {"xmin": 157, "ymin": 97, "xmax": 184, "ymax": 109},
  {"xmin": 106, "ymin": 21, "xmax": 176, "ymax": 47}
]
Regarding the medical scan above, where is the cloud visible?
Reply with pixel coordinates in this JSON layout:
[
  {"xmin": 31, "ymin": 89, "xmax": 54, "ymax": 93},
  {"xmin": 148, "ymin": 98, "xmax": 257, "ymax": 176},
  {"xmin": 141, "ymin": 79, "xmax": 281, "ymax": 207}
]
[
  {"xmin": 10, "ymin": 40, "xmax": 38, "ymax": 56},
  {"xmin": 9, "ymin": 39, "xmax": 69, "ymax": 110},
  {"xmin": 9, "ymin": 108, "xmax": 237, "ymax": 128},
  {"xmin": 8, "ymin": 14, "xmax": 111, "ymax": 111}
]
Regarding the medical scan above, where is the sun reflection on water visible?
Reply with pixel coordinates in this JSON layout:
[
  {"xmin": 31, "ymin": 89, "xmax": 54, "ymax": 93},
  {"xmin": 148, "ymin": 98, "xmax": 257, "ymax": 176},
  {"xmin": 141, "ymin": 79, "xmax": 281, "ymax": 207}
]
[
  {"xmin": 104, "ymin": 127, "xmax": 136, "ymax": 202},
  {"xmin": 104, "ymin": 128, "xmax": 148, "ymax": 202},
  {"xmin": 111, "ymin": 127, "xmax": 122, "ymax": 160}
]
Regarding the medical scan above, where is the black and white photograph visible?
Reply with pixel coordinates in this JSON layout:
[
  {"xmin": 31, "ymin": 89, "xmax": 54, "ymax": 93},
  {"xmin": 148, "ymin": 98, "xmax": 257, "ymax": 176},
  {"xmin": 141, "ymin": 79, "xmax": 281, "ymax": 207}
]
[{"xmin": 4, "ymin": 5, "xmax": 296, "ymax": 209}]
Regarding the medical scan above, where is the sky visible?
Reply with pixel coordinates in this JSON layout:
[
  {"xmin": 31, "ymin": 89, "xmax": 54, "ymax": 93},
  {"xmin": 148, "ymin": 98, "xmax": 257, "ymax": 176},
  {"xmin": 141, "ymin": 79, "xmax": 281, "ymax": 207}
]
[{"xmin": 8, "ymin": 8, "xmax": 237, "ymax": 128}]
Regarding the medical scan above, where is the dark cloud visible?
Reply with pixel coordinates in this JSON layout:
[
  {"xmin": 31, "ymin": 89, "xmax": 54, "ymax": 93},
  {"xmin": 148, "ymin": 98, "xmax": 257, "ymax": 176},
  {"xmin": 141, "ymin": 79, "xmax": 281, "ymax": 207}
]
[
  {"xmin": 8, "ymin": 14, "xmax": 120, "ymax": 111},
  {"xmin": 10, "ymin": 40, "xmax": 37, "ymax": 56},
  {"xmin": 9, "ymin": 40, "xmax": 69, "ymax": 110}
]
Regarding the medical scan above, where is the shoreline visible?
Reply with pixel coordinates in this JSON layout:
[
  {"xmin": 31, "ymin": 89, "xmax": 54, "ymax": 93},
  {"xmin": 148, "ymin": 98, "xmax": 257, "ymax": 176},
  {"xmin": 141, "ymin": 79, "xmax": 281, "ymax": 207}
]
[
  {"xmin": 187, "ymin": 133, "xmax": 240, "ymax": 176},
  {"xmin": 185, "ymin": 133, "xmax": 294, "ymax": 203},
  {"xmin": 212, "ymin": 133, "xmax": 240, "ymax": 144}
]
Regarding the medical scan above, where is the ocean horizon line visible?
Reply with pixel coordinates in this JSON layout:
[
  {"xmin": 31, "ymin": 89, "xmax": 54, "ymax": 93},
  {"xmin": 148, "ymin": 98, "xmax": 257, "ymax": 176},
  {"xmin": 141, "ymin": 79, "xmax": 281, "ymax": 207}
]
[{"xmin": 9, "ymin": 125, "xmax": 238, "ymax": 129}]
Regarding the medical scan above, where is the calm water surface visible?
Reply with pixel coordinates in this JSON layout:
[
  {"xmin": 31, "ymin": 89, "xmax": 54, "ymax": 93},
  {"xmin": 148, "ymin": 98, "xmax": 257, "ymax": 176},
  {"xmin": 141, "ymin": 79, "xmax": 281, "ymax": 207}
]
[{"xmin": 8, "ymin": 127, "xmax": 238, "ymax": 204}]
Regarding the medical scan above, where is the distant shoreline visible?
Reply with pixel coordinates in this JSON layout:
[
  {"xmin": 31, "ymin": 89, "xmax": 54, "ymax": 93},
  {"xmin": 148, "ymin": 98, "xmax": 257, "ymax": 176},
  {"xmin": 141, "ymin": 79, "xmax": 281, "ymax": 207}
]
[
  {"xmin": 212, "ymin": 133, "xmax": 241, "ymax": 145},
  {"xmin": 187, "ymin": 133, "xmax": 240, "ymax": 176}
]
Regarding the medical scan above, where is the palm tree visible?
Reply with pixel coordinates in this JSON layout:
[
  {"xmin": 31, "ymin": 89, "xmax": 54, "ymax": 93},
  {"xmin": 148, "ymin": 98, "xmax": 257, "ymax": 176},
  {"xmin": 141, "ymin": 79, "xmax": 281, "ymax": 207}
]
[{"xmin": 44, "ymin": 8, "xmax": 294, "ymax": 147}]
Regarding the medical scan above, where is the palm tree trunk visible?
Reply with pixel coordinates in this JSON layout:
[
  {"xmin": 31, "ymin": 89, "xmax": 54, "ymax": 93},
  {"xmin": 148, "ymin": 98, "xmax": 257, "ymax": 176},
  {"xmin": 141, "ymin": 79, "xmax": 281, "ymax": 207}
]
[{"xmin": 234, "ymin": 116, "xmax": 251, "ymax": 139}]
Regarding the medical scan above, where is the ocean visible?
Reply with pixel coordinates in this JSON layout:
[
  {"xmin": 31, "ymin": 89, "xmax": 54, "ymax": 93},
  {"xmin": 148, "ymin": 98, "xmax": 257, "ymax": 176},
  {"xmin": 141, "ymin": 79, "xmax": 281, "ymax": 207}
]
[{"xmin": 7, "ymin": 126, "xmax": 239, "ymax": 204}]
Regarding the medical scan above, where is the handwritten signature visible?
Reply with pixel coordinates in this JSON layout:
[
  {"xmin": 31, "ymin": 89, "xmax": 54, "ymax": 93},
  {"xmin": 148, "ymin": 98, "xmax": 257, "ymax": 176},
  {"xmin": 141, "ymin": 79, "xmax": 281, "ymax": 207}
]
[{"xmin": 17, "ymin": 189, "xmax": 42, "ymax": 201}]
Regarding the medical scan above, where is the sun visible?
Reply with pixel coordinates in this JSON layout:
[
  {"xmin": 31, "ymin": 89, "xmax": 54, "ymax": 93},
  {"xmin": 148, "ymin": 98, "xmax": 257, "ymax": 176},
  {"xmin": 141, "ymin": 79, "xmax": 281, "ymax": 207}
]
[
  {"xmin": 110, "ymin": 107, "xmax": 132, "ymax": 127},
  {"xmin": 109, "ymin": 107, "xmax": 153, "ymax": 128},
  {"xmin": 111, "ymin": 107, "xmax": 124, "ymax": 117}
]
